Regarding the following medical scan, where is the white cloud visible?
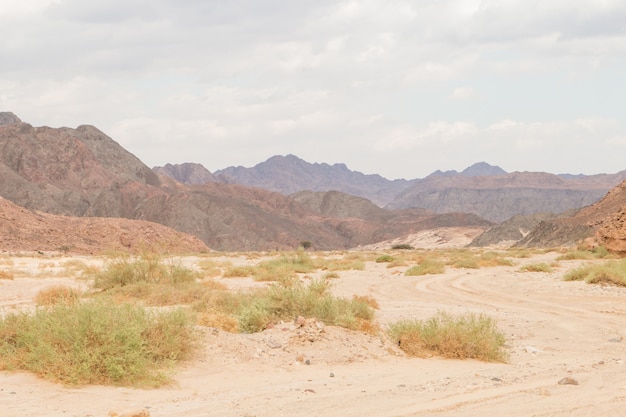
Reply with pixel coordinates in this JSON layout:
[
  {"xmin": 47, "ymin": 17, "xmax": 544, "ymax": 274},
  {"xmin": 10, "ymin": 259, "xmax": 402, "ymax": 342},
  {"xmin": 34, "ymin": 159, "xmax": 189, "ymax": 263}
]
[{"xmin": 449, "ymin": 86, "xmax": 479, "ymax": 101}]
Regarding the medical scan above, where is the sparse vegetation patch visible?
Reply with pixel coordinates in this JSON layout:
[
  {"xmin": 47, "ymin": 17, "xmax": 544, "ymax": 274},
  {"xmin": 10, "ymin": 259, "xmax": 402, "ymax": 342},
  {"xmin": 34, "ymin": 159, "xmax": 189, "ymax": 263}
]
[
  {"xmin": 519, "ymin": 262, "xmax": 554, "ymax": 273},
  {"xmin": 563, "ymin": 258, "xmax": 626, "ymax": 286},
  {"xmin": 388, "ymin": 311, "xmax": 508, "ymax": 362},
  {"xmin": 405, "ymin": 258, "xmax": 445, "ymax": 276}
]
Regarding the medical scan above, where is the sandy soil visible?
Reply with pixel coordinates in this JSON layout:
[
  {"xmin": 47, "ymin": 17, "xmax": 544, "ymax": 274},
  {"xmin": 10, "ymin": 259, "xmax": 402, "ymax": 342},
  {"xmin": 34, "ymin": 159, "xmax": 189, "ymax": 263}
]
[{"xmin": 1, "ymin": 251, "xmax": 626, "ymax": 417}]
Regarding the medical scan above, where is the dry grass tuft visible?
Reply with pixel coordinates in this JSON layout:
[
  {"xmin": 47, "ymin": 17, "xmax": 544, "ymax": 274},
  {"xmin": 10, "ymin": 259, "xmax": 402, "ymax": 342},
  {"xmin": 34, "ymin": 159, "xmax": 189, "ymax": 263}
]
[
  {"xmin": 519, "ymin": 262, "xmax": 554, "ymax": 273},
  {"xmin": 35, "ymin": 285, "xmax": 81, "ymax": 306},
  {"xmin": 0, "ymin": 270, "xmax": 14, "ymax": 280}
]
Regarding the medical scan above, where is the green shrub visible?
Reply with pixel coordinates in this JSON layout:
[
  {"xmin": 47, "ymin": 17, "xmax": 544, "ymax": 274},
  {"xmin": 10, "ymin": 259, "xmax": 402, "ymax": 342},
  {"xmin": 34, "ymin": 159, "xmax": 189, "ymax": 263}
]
[
  {"xmin": 235, "ymin": 279, "xmax": 376, "ymax": 333},
  {"xmin": 563, "ymin": 259, "xmax": 626, "ymax": 286},
  {"xmin": 391, "ymin": 244, "xmax": 414, "ymax": 250},
  {"xmin": 557, "ymin": 246, "xmax": 611, "ymax": 261},
  {"xmin": 91, "ymin": 254, "xmax": 199, "ymax": 290},
  {"xmin": 519, "ymin": 262, "xmax": 553, "ymax": 273},
  {"xmin": 388, "ymin": 311, "xmax": 507, "ymax": 362},
  {"xmin": 375, "ymin": 255, "xmax": 394, "ymax": 263},
  {"xmin": 0, "ymin": 300, "xmax": 195, "ymax": 386},
  {"xmin": 405, "ymin": 258, "xmax": 445, "ymax": 276}
]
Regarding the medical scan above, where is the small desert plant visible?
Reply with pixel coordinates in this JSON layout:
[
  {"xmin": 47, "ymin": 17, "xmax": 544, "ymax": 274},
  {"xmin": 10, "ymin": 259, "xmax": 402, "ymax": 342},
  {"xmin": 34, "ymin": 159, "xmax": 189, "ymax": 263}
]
[
  {"xmin": 392, "ymin": 244, "xmax": 414, "ymax": 250},
  {"xmin": 323, "ymin": 272, "xmax": 340, "ymax": 279},
  {"xmin": 375, "ymin": 254, "xmax": 394, "ymax": 263},
  {"xmin": 91, "ymin": 254, "xmax": 199, "ymax": 290},
  {"xmin": 563, "ymin": 259, "xmax": 626, "ymax": 286},
  {"xmin": 0, "ymin": 300, "xmax": 195, "ymax": 386},
  {"xmin": 405, "ymin": 258, "xmax": 445, "ymax": 276},
  {"xmin": 477, "ymin": 251, "xmax": 513, "ymax": 267},
  {"xmin": 352, "ymin": 294, "xmax": 380, "ymax": 309},
  {"xmin": 222, "ymin": 265, "xmax": 256, "ymax": 278},
  {"xmin": 519, "ymin": 262, "xmax": 554, "ymax": 273},
  {"xmin": 35, "ymin": 285, "xmax": 81, "ymax": 306},
  {"xmin": 87, "ymin": 254, "xmax": 208, "ymax": 306},
  {"xmin": 314, "ymin": 257, "xmax": 365, "ymax": 271},
  {"xmin": 388, "ymin": 311, "xmax": 508, "ymax": 362},
  {"xmin": 235, "ymin": 279, "xmax": 376, "ymax": 333}
]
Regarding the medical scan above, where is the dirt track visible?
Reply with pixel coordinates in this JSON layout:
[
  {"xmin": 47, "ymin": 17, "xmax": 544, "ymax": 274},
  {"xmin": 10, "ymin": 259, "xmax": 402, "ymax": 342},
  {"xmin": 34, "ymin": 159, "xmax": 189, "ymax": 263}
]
[{"xmin": 1, "ymin": 252, "xmax": 626, "ymax": 417}]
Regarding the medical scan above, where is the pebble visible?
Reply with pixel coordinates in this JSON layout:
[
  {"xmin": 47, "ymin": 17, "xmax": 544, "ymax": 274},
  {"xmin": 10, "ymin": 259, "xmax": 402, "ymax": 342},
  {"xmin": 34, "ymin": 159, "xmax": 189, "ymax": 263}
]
[
  {"xmin": 265, "ymin": 339, "xmax": 282, "ymax": 349},
  {"xmin": 524, "ymin": 346, "xmax": 541, "ymax": 354},
  {"xmin": 557, "ymin": 377, "xmax": 579, "ymax": 386},
  {"xmin": 330, "ymin": 372, "xmax": 335, "ymax": 377}
]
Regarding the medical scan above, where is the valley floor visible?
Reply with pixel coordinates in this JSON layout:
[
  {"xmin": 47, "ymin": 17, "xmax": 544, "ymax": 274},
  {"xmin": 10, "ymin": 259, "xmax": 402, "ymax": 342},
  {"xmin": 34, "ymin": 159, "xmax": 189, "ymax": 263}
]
[{"xmin": 1, "ymin": 251, "xmax": 626, "ymax": 417}]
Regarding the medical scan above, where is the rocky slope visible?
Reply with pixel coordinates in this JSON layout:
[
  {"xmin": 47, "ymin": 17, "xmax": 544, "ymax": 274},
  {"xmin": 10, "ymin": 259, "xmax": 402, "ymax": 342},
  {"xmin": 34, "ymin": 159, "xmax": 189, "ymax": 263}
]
[
  {"xmin": 0, "ymin": 196, "xmax": 208, "ymax": 254},
  {"xmin": 469, "ymin": 213, "xmax": 560, "ymax": 247},
  {"xmin": 516, "ymin": 179, "xmax": 626, "ymax": 248}
]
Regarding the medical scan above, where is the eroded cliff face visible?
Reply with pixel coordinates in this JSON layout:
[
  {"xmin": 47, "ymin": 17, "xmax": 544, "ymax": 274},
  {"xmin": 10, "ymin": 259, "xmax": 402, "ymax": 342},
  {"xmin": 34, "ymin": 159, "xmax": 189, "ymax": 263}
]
[{"xmin": 596, "ymin": 207, "xmax": 626, "ymax": 254}]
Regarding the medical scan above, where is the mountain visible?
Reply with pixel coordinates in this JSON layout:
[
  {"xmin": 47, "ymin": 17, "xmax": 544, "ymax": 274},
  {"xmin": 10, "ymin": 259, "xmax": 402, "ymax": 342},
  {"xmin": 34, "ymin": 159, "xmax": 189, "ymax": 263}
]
[
  {"xmin": 386, "ymin": 171, "xmax": 626, "ymax": 222},
  {"xmin": 214, "ymin": 154, "xmax": 414, "ymax": 207},
  {"xmin": 153, "ymin": 162, "xmax": 227, "ymax": 185},
  {"xmin": 428, "ymin": 162, "xmax": 507, "ymax": 178},
  {"xmin": 211, "ymin": 155, "xmax": 623, "ymax": 223},
  {"xmin": 460, "ymin": 162, "xmax": 507, "ymax": 177},
  {"xmin": 0, "ymin": 113, "xmax": 490, "ymax": 251}
]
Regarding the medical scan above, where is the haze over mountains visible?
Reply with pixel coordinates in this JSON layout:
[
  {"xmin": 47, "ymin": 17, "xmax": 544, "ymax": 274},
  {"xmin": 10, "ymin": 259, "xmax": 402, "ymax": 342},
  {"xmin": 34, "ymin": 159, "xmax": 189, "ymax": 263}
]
[
  {"xmin": 158, "ymin": 155, "xmax": 626, "ymax": 223},
  {"xmin": 2, "ymin": 112, "xmax": 626, "ymax": 252}
]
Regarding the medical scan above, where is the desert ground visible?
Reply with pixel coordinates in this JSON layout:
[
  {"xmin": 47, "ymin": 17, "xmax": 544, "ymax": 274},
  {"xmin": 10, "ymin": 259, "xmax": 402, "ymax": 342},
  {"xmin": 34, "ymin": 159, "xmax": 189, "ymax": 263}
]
[{"xmin": 1, "ymin": 245, "xmax": 626, "ymax": 417}]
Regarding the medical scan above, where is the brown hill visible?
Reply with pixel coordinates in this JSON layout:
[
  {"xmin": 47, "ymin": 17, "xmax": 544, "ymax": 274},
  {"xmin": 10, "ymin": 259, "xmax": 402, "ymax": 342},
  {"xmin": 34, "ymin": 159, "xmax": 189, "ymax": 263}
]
[
  {"xmin": 1, "ymin": 113, "xmax": 489, "ymax": 251},
  {"xmin": 0, "ymin": 196, "xmax": 208, "ymax": 254}
]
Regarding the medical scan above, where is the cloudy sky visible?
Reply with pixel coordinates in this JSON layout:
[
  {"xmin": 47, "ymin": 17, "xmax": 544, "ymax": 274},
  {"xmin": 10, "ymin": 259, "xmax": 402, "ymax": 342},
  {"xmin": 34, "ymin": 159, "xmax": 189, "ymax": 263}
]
[{"xmin": 1, "ymin": 0, "xmax": 625, "ymax": 179}]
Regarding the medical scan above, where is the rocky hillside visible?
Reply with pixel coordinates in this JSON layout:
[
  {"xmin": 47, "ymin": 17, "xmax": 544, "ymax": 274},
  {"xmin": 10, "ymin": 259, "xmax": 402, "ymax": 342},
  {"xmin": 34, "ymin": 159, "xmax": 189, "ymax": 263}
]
[
  {"xmin": 516, "ymin": 179, "xmax": 626, "ymax": 248},
  {"xmin": 469, "ymin": 213, "xmax": 560, "ymax": 247},
  {"xmin": 0, "ymin": 113, "xmax": 490, "ymax": 251},
  {"xmin": 0, "ymin": 196, "xmax": 208, "ymax": 254}
]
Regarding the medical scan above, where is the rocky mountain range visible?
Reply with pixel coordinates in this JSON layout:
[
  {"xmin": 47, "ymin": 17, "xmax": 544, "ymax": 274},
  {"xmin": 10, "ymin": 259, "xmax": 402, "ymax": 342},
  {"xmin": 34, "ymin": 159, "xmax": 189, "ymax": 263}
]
[
  {"xmin": 2, "ymin": 112, "xmax": 625, "ymax": 252},
  {"xmin": 0, "ymin": 112, "xmax": 490, "ymax": 251},
  {"xmin": 160, "ymin": 157, "xmax": 626, "ymax": 223}
]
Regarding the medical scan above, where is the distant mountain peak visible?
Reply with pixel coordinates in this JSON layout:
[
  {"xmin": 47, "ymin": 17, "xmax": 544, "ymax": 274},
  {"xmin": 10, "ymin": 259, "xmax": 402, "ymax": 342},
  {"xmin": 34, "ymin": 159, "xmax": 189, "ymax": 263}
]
[
  {"xmin": 0, "ymin": 112, "xmax": 22, "ymax": 125},
  {"xmin": 461, "ymin": 162, "xmax": 507, "ymax": 177}
]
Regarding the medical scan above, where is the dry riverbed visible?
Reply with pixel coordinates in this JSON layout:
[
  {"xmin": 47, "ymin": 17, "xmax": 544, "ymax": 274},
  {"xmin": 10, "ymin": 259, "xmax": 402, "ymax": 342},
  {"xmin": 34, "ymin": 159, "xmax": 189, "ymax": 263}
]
[{"xmin": 1, "ymin": 251, "xmax": 626, "ymax": 417}]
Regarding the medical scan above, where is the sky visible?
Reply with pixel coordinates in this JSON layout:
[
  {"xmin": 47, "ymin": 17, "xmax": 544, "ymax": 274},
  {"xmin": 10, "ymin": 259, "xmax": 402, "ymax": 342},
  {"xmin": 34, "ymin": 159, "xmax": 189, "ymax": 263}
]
[{"xmin": 1, "ymin": 0, "xmax": 625, "ymax": 179}]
